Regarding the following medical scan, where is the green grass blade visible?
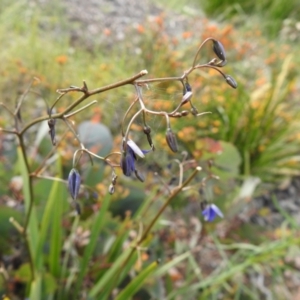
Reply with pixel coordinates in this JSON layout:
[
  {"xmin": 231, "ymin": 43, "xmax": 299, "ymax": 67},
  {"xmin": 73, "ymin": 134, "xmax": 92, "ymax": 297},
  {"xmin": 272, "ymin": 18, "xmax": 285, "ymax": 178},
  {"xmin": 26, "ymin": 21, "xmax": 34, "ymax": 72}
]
[
  {"xmin": 115, "ymin": 260, "xmax": 159, "ymax": 300},
  {"xmin": 88, "ymin": 247, "xmax": 132, "ymax": 298},
  {"xmin": 17, "ymin": 147, "xmax": 40, "ymax": 268},
  {"xmin": 74, "ymin": 193, "xmax": 111, "ymax": 296},
  {"xmin": 154, "ymin": 251, "xmax": 190, "ymax": 277}
]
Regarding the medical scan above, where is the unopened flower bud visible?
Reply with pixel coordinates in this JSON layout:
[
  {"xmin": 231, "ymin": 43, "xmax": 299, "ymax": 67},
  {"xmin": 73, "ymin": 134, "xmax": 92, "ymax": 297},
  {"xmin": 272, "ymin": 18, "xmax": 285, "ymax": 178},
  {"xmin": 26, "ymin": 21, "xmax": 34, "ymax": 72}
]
[
  {"xmin": 75, "ymin": 202, "xmax": 81, "ymax": 215},
  {"xmin": 166, "ymin": 128, "xmax": 178, "ymax": 153},
  {"xmin": 181, "ymin": 91, "xmax": 193, "ymax": 104},
  {"xmin": 225, "ymin": 75, "xmax": 237, "ymax": 89},
  {"xmin": 108, "ymin": 184, "xmax": 115, "ymax": 195},
  {"xmin": 68, "ymin": 168, "xmax": 81, "ymax": 200},
  {"xmin": 134, "ymin": 170, "xmax": 145, "ymax": 182},
  {"xmin": 48, "ymin": 118, "xmax": 56, "ymax": 146},
  {"xmin": 143, "ymin": 126, "xmax": 151, "ymax": 135},
  {"xmin": 173, "ymin": 112, "xmax": 182, "ymax": 118},
  {"xmin": 181, "ymin": 110, "xmax": 189, "ymax": 116},
  {"xmin": 111, "ymin": 174, "xmax": 118, "ymax": 186},
  {"xmin": 183, "ymin": 82, "xmax": 192, "ymax": 94},
  {"xmin": 144, "ymin": 126, "xmax": 155, "ymax": 150},
  {"xmin": 200, "ymin": 200, "xmax": 208, "ymax": 211},
  {"xmin": 191, "ymin": 107, "xmax": 199, "ymax": 116},
  {"xmin": 212, "ymin": 40, "xmax": 226, "ymax": 61}
]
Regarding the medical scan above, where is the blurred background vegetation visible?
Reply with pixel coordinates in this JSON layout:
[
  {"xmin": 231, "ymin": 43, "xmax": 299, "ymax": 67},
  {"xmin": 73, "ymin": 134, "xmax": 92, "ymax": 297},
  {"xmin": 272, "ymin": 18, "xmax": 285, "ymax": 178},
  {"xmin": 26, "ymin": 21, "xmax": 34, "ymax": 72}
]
[{"xmin": 0, "ymin": 0, "xmax": 300, "ymax": 299}]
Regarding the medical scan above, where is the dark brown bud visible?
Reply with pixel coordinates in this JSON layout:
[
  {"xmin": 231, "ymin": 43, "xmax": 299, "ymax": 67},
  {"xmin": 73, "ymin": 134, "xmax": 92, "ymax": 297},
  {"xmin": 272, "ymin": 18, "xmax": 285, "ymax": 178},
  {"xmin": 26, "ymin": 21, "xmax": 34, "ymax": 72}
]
[
  {"xmin": 212, "ymin": 40, "xmax": 226, "ymax": 61},
  {"xmin": 48, "ymin": 118, "xmax": 57, "ymax": 146},
  {"xmin": 172, "ymin": 112, "xmax": 182, "ymax": 118},
  {"xmin": 200, "ymin": 200, "xmax": 208, "ymax": 211},
  {"xmin": 143, "ymin": 126, "xmax": 155, "ymax": 150},
  {"xmin": 134, "ymin": 170, "xmax": 145, "ymax": 182},
  {"xmin": 166, "ymin": 128, "xmax": 178, "ymax": 153},
  {"xmin": 181, "ymin": 110, "xmax": 190, "ymax": 116},
  {"xmin": 111, "ymin": 174, "xmax": 118, "ymax": 186},
  {"xmin": 225, "ymin": 75, "xmax": 237, "ymax": 89},
  {"xmin": 191, "ymin": 107, "xmax": 199, "ymax": 116},
  {"xmin": 75, "ymin": 202, "xmax": 81, "ymax": 215},
  {"xmin": 143, "ymin": 126, "xmax": 151, "ymax": 134}
]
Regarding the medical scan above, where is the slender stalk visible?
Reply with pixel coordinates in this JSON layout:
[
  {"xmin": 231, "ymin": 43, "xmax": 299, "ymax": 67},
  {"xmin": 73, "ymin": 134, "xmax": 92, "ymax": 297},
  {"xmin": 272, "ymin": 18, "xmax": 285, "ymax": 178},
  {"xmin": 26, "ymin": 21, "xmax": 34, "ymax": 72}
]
[
  {"xmin": 141, "ymin": 166, "xmax": 201, "ymax": 241},
  {"xmin": 106, "ymin": 166, "xmax": 201, "ymax": 297},
  {"xmin": 18, "ymin": 134, "xmax": 35, "ymax": 280},
  {"xmin": 64, "ymin": 100, "xmax": 98, "ymax": 118},
  {"xmin": 20, "ymin": 70, "xmax": 148, "ymax": 135}
]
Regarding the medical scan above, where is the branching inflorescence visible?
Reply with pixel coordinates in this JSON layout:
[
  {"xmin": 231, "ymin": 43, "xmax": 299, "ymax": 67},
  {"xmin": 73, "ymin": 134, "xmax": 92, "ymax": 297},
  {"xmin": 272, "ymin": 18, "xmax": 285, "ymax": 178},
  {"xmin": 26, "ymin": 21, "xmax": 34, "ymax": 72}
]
[
  {"xmin": 1, "ymin": 38, "xmax": 236, "ymax": 227},
  {"xmin": 0, "ymin": 39, "xmax": 236, "ymax": 282}
]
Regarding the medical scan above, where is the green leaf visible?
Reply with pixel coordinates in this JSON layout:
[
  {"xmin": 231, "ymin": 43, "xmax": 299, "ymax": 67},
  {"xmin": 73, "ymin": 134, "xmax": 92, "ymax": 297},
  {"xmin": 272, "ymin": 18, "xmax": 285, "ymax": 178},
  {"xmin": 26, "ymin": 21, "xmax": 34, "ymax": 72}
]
[
  {"xmin": 88, "ymin": 247, "xmax": 132, "ymax": 298},
  {"xmin": 74, "ymin": 193, "xmax": 111, "ymax": 296},
  {"xmin": 115, "ymin": 261, "xmax": 159, "ymax": 300},
  {"xmin": 36, "ymin": 156, "xmax": 66, "ymax": 278},
  {"xmin": 17, "ymin": 147, "xmax": 40, "ymax": 269}
]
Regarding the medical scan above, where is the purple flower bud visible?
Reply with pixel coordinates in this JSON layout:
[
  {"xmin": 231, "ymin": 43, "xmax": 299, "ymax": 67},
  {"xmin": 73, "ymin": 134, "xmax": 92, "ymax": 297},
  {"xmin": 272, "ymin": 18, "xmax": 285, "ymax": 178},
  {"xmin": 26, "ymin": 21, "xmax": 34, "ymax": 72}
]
[
  {"xmin": 166, "ymin": 128, "xmax": 178, "ymax": 153},
  {"xmin": 68, "ymin": 168, "xmax": 81, "ymax": 200},
  {"xmin": 212, "ymin": 40, "xmax": 226, "ymax": 61},
  {"xmin": 121, "ymin": 147, "xmax": 136, "ymax": 176},
  {"xmin": 183, "ymin": 82, "xmax": 192, "ymax": 95},
  {"xmin": 225, "ymin": 75, "xmax": 237, "ymax": 89},
  {"xmin": 121, "ymin": 139, "xmax": 150, "ymax": 177},
  {"xmin": 202, "ymin": 203, "xmax": 223, "ymax": 222}
]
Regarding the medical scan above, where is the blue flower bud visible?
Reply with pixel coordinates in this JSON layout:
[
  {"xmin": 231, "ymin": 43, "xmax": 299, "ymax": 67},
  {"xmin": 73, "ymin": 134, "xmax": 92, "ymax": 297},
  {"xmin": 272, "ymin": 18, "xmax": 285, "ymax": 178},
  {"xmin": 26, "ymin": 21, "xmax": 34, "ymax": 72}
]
[{"xmin": 68, "ymin": 168, "xmax": 81, "ymax": 200}]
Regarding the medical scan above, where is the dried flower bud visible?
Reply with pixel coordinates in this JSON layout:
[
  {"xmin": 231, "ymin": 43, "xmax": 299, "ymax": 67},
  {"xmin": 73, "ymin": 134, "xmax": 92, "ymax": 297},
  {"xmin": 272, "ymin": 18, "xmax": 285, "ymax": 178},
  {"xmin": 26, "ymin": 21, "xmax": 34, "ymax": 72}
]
[
  {"xmin": 166, "ymin": 128, "xmax": 178, "ymax": 153},
  {"xmin": 181, "ymin": 110, "xmax": 189, "ymax": 116},
  {"xmin": 108, "ymin": 183, "xmax": 115, "ymax": 195},
  {"xmin": 225, "ymin": 75, "xmax": 237, "ymax": 89},
  {"xmin": 134, "ymin": 170, "xmax": 145, "ymax": 182},
  {"xmin": 173, "ymin": 112, "xmax": 182, "ymax": 118},
  {"xmin": 212, "ymin": 40, "xmax": 226, "ymax": 61},
  {"xmin": 143, "ymin": 126, "xmax": 151, "ymax": 135},
  {"xmin": 200, "ymin": 200, "xmax": 207, "ymax": 211},
  {"xmin": 48, "ymin": 118, "xmax": 56, "ymax": 146},
  {"xmin": 75, "ymin": 202, "xmax": 81, "ymax": 215},
  {"xmin": 191, "ymin": 107, "xmax": 199, "ymax": 116},
  {"xmin": 111, "ymin": 174, "xmax": 118, "ymax": 186},
  {"xmin": 143, "ymin": 126, "xmax": 155, "ymax": 150},
  {"xmin": 68, "ymin": 168, "xmax": 81, "ymax": 200}
]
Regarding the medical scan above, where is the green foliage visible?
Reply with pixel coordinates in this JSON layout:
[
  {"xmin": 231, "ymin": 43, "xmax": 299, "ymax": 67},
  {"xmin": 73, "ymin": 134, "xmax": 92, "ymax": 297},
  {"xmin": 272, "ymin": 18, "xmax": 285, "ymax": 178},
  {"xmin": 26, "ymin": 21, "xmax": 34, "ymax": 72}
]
[
  {"xmin": 1, "ymin": 1, "xmax": 300, "ymax": 299},
  {"xmin": 201, "ymin": 0, "xmax": 300, "ymax": 37}
]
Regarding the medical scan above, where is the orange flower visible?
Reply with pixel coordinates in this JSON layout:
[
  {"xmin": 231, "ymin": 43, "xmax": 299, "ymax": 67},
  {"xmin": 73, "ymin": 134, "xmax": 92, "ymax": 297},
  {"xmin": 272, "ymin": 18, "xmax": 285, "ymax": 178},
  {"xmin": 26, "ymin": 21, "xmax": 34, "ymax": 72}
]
[
  {"xmin": 136, "ymin": 24, "xmax": 145, "ymax": 34},
  {"xmin": 182, "ymin": 31, "xmax": 193, "ymax": 39},
  {"xmin": 103, "ymin": 28, "xmax": 111, "ymax": 36},
  {"xmin": 55, "ymin": 55, "xmax": 68, "ymax": 65}
]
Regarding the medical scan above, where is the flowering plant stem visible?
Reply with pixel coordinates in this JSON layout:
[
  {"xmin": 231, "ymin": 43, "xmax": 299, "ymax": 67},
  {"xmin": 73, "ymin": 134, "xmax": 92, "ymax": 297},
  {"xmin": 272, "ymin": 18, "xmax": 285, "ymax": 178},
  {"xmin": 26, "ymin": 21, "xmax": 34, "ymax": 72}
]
[{"xmin": 98, "ymin": 166, "xmax": 202, "ymax": 298}]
